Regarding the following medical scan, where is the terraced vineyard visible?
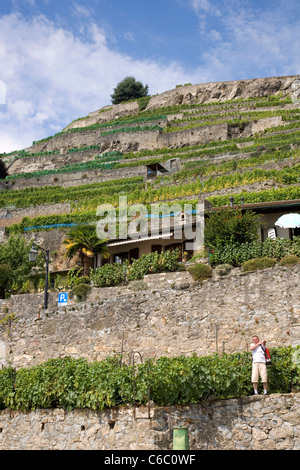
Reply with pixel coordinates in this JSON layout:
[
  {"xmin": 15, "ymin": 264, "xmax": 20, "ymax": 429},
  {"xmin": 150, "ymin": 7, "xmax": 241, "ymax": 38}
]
[{"xmin": 1, "ymin": 76, "xmax": 300, "ymax": 242}]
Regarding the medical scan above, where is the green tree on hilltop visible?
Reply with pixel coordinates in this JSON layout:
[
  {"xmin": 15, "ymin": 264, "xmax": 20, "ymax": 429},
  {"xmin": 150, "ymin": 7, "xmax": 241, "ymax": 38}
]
[{"xmin": 111, "ymin": 76, "xmax": 149, "ymax": 105}]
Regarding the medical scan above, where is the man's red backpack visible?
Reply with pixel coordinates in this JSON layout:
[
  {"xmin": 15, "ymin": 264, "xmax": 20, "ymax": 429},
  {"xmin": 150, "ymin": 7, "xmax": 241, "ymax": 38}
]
[{"xmin": 262, "ymin": 346, "xmax": 271, "ymax": 365}]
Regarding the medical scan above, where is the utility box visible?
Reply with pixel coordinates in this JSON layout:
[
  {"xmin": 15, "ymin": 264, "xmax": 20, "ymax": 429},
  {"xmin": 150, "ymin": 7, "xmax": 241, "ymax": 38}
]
[{"xmin": 173, "ymin": 427, "xmax": 189, "ymax": 450}]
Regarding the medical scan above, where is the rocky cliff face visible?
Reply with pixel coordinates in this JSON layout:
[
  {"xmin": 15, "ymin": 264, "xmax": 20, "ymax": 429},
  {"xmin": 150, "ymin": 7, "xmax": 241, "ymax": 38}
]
[
  {"xmin": 19, "ymin": 74, "xmax": 299, "ymax": 156},
  {"xmin": 65, "ymin": 75, "xmax": 300, "ymax": 131}
]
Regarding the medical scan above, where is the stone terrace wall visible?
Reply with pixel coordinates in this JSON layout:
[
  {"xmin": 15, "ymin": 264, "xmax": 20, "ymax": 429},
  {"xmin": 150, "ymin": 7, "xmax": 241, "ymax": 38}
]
[
  {"xmin": 0, "ymin": 393, "xmax": 299, "ymax": 450},
  {"xmin": 0, "ymin": 203, "xmax": 71, "ymax": 228},
  {"xmin": 25, "ymin": 116, "xmax": 281, "ymax": 157},
  {"xmin": 0, "ymin": 264, "xmax": 299, "ymax": 370},
  {"xmin": 7, "ymin": 150, "xmax": 99, "ymax": 175},
  {"xmin": 26, "ymin": 129, "xmax": 162, "ymax": 155},
  {"xmin": 2, "ymin": 163, "xmax": 145, "ymax": 192},
  {"xmin": 28, "ymin": 122, "xmax": 229, "ymax": 156}
]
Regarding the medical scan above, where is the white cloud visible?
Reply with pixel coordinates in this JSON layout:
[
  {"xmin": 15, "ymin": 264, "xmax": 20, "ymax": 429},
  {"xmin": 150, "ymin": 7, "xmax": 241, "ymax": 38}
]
[
  {"xmin": 208, "ymin": 29, "xmax": 222, "ymax": 42},
  {"xmin": 189, "ymin": 0, "xmax": 300, "ymax": 80},
  {"xmin": 0, "ymin": 80, "xmax": 6, "ymax": 105},
  {"xmin": 72, "ymin": 3, "xmax": 94, "ymax": 19},
  {"xmin": 0, "ymin": 13, "xmax": 193, "ymax": 153},
  {"xmin": 191, "ymin": 0, "xmax": 220, "ymax": 15},
  {"xmin": 124, "ymin": 32, "xmax": 136, "ymax": 42}
]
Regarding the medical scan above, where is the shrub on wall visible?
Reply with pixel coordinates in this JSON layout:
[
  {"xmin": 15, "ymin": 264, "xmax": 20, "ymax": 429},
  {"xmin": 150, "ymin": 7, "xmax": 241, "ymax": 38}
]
[
  {"xmin": 187, "ymin": 263, "xmax": 212, "ymax": 281},
  {"xmin": 90, "ymin": 262, "xmax": 127, "ymax": 287},
  {"xmin": 263, "ymin": 236, "xmax": 300, "ymax": 259},
  {"xmin": 279, "ymin": 255, "xmax": 299, "ymax": 266},
  {"xmin": 0, "ymin": 367, "xmax": 16, "ymax": 409},
  {"xmin": 127, "ymin": 249, "xmax": 180, "ymax": 280},
  {"xmin": 242, "ymin": 257, "xmax": 277, "ymax": 272},
  {"xmin": 205, "ymin": 209, "xmax": 260, "ymax": 250},
  {"xmin": 209, "ymin": 236, "xmax": 300, "ymax": 266},
  {"xmin": 90, "ymin": 250, "xmax": 180, "ymax": 287},
  {"xmin": 209, "ymin": 241, "xmax": 263, "ymax": 266},
  {"xmin": 70, "ymin": 283, "xmax": 91, "ymax": 302}
]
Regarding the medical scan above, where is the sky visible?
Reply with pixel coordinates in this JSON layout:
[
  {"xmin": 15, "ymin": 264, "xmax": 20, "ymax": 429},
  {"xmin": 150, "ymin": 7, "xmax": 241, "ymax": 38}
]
[{"xmin": 0, "ymin": 0, "xmax": 299, "ymax": 154}]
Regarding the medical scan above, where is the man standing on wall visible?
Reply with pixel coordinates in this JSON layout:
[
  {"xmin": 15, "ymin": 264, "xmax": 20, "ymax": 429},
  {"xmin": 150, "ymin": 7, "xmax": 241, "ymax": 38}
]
[{"xmin": 250, "ymin": 335, "xmax": 268, "ymax": 395}]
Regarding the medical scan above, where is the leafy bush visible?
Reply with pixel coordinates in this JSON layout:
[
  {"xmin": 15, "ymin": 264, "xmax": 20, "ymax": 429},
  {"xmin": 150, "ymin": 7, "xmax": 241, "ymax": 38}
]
[
  {"xmin": 70, "ymin": 283, "xmax": 91, "ymax": 301},
  {"xmin": 73, "ymin": 275, "xmax": 90, "ymax": 285},
  {"xmin": 1, "ymin": 346, "xmax": 298, "ymax": 411},
  {"xmin": 262, "ymin": 237, "xmax": 300, "ymax": 259},
  {"xmin": 205, "ymin": 209, "xmax": 260, "ymax": 249},
  {"xmin": 11, "ymin": 357, "xmax": 133, "ymax": 411},
  {"xmin": 209, "ymin": 241, "xmax": 263, "ymax": 266},
  {"xmin": 91, "ymin": 250, "xmax": 180, "ymax": 287},
  {"xmin": 0, "ymin": 367, "xmax": 16, "ymax": 409},
  {"xmin": 279, "ymin": 255, "xmax": 299, "ymax": 266},
  {"xmin": 187, "ymin": 263, "xmax": 212, "ymax": 281},
  {"xmin": 267, "ymin": 346, "xmax": 300, "ymax": 393},
  {"xmin": 209, "ymin": 237, "xmax": 300, "ymax": 266},
  {"xmin": 0, "ymin": 235, "xmax": 44, "ymax": 298},
  {"xmin": 242, "ymin": 257, "xmax": 277, "ymax": 272},
  {"xmin": 159, "ymin": 249, "xmax": 180, "ymax": 272},
  {"xmin": 262, "ymin": 237, "xmax": 294, "ymax": 260},
  {"xmin": 127, "ymin": 252, "xmax": 160, "ymax": 281},
  {"xmin": 90, "ymin": 263, "xmax": 127, "ymax": 287},
  {"xmin": 127, "ymin": 249, "xmax": 180, "ymax": 281}
]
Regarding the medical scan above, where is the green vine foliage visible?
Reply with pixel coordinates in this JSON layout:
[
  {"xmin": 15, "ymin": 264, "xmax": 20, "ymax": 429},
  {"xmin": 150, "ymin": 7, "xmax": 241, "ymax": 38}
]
[
  {"xmin": 90, "ymin": 250, "xmax": 180, "ymax": 287},
  {"xmin": 0, "ymin": 310, "xmax": 18, "ymax": 336},
  {"xmin": 90, "ymin": 262, "xmax": 128, "ymax": 287},
  {"xmin": 209, "ymin": 236, "xmax": 300, "ymax": 266},
  {"xmin": 207, "ymin": 186, "xmax": 300, "ymax": 208},
  {"xmin": 0, "ymin": 346, "xmax": 299, "ymax": 411}
]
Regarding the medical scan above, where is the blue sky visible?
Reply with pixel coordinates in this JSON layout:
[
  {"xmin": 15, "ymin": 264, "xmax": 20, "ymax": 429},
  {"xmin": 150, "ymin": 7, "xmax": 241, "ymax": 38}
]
[{"xmin": 0, "ymin": 0, "xmax": 299, "ymax": 153}]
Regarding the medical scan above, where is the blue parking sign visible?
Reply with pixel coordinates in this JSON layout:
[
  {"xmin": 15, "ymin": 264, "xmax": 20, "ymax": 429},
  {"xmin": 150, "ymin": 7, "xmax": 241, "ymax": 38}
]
[{"xmin": 58, "ymin": 293, "xmax": 68, "ymax": 305}]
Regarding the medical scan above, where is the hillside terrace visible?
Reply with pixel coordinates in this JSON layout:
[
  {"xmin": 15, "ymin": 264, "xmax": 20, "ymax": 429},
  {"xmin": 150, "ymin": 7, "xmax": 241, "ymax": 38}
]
[{"xmin": 0, "ymin": 79, "xmax": 299, "ymax": 272}]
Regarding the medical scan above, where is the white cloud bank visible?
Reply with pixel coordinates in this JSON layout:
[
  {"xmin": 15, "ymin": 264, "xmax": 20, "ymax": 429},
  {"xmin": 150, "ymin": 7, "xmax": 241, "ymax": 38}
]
[
  {"xmin": 0, "ymin": 13, "xmax": 192, "ymax": 153},
  {"xmin": 0, "ymin": 4, "xmax": 299, "ymax": 153}
]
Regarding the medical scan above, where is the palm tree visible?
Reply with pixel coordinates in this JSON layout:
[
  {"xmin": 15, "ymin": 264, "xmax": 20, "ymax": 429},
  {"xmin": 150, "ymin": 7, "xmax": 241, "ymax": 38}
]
[{"xmin": 63, "ymin": 223, "xmax": 109, "ymax": 276}]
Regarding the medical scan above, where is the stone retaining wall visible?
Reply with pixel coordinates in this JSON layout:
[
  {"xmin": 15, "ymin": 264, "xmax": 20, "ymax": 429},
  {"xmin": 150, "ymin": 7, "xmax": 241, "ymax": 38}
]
[
  {"xmin": 0, "ymin": 203, "xmax": 71, "ymax": 228},
  {"xmin": 1, "ymin": 163, "xmax": 144, "ymax": 198},
  {"xmin": 0, "ymin": 393, "xmax": 299, "ymax": 450},
  {"xmin": 0, "ymin": 264, "xmax": 299, "ymax": 370},
  {"xmin": 22, "ymin": 116, "xmax": 281, "ymax": 157}
]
